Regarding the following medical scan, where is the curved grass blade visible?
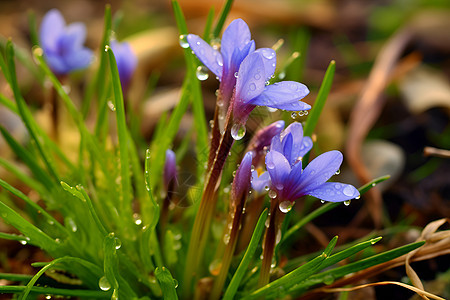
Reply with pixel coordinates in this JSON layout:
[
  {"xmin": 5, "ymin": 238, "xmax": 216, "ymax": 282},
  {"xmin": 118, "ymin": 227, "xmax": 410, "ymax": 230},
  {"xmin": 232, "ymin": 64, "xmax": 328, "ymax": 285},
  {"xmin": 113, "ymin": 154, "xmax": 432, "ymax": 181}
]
[
  {"xmin": 155, "ymin": 267, "xmax": 178, "ymax": 300},
  {"xmin": 103, "ymin": 233, "xmax": 120, "ymax": 300},
  {"xmin": 223, "ymin": 209, "xmax": 268, "ymax": 300},
  {"xmin": 212, "ymin": 0, "xmax": 234, "ymax": 38}
]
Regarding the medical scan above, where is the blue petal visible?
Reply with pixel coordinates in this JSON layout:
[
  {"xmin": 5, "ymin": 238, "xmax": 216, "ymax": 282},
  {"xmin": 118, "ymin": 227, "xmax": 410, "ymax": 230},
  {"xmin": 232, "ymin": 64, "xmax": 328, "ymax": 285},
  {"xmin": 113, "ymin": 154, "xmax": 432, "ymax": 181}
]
[
  {"xmin": 266, "ymin": 150, "xmax": 291, "ymax": 191},
  {"xmin": 187, "ymin": 34, "xmax": 223, "ymax": 80},
  {"xmin": 40, "ymin": 9, "xmax": 65, "ymax": 52},
  {"xmin": 282, "ymin": 122, "xmax": 312, "ymax": 164},
  {"xmin": 250, "ymin": 81, "xmax": 310, "ymax": 110},
  {"xmin": 270, "ymin": 134, "xmax": 283, "ymax": 154},
  {"xmin": 251, "ymin": 170, "xmax": 270, "ymax": 193},
  {"xmin": 44, "ymin": 53, "xmax": 68, "ymax": 74},
  {"xmin": 64, "ymin": 22, "xmax": 86, "ymax": 48},
  {"xmin": 254, "ymin": 48, "xmax": 276, "ymax": 81},
  {"xmin": 232, "ymin": 152, "xmax": 253, "ymax": 200},
  {"xmin": 235, "ymin": 52, "xmax": 266, "ymax": 104},
  {"xmin": 228, "ymin": 40, "xmax": 255, "ymax": 74},
  {"xmin": 307, "ymin": 182, "xmax": 360, "ymax": 202},
  {"xmin": 221, "ymin": 19, "xmax": 251, "ymax": 70},
  {"xmin": 63, "ymin": 47, "xmax": 93, "ymax": 71},
  {"xmin": 282, "ymin": 132, "xmax": 293, "ymax": 164},
  {"xmin": 293, "ymin": 150, "xmax": 343, "ymax": 194}
]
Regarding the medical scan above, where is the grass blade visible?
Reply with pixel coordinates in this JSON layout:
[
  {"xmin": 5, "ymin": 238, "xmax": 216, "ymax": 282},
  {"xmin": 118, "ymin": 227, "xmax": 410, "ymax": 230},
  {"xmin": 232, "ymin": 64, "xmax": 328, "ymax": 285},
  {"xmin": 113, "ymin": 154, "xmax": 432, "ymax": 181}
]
[
  {"xmin": 155, "ymin": 267, "xmax": 178, "ymax": 300},
  {"xmin": 223, "ymin": 209, "xmax": 268, "ymax": 300},
  {"xmin": 212, "ymin": 0, "xmax": 235, "ymax": 38}
]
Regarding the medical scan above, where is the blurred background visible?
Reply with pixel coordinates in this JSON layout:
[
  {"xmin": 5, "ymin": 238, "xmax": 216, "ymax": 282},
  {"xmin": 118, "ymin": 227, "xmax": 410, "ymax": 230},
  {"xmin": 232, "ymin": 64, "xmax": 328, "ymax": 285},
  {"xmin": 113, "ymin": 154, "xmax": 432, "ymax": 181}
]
[{"xmin": 0, "ymin": 0, "xmax": 449, "ymax": 298}]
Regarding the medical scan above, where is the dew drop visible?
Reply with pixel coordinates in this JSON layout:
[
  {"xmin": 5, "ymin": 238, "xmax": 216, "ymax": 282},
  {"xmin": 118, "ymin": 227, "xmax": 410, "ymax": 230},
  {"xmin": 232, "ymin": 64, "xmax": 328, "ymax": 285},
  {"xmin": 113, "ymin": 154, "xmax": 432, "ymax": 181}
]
[
  {"xmin": 279, "ymin": 201, "xmax": 293, "ymax": 213},
  {"xmin": 20, "ymin": 240, "xmax": 27, "ymax": 245},
  {"xmin": 107, "ymin": 100, "xmax": 116, "ymax": 111},
  {"xmin": 254, "ymin": 73, "xmax": 261, "ymax": 80},
  {"xmin": 249, "ymin": 83, "xmax": 256, "ymax": 91},
  {"xmin": 323, "ymin": 274, "xmax": 335, "ymax": 285},
  {"xmin": 173, "ymin": 279, "xmax": 179, "ymax": 288},
  {"xmin": 262, "ymin": 50, "xmax": 275, "ymax": 60},
  {"xmin": 371, "ymin": 183, "xmax": 376, "ymax": 187},
  {"xmin": 45, "ymin": 295, "xmax": 51, "ymax": 300},
  {"xmin": 278, "ymin": 71, "xmax": 286, "ymax": 80},
  {"xmin": 355, "ymin": 195, "xmax": 361, "ymax": 200},
  {"xmin": 267, "ymin": 107, "xmax": 278, "ymax": 112},
  {"xmin": 99, "ymin": 276, "xmax": 111, "ymax": 291},
  {"xmin": 264, "ymin": 185, "xmax": 270, "ymax": 191},
  {"xmin": 342, "ymin": 185, "xmax": 354, "ymax": 197},
  {"xmin": 114, "ymin": 237, "xmax": 122, "ymax": 250},
  {"xmin": 335, "ymin": 169, "xmax": 340, "ymax": 175},
  {"xmin": 178, "ymin": 35, "xmax": 189, "ymax": 48},
  {"xmin": 268, "ymin": 190, "xmax": 277, "ymax": 199},
  {"xmin": 291, "ymin": 112, "xmax": 297, "ymax": 119},
  {"xmin": 231, "ymin": 124, "xmax": 246, "ymax": 140},
  {"xmin": 196, "ymin": 66, "xmax": 209, "ymax": 81},
  {"xmin": 216, "ymin": 55, "xmax": 223, "ymax": 66},
  {"xmin": 234, "ymin": 72, "xmax": 239, "ymax": 78},
  {"xmin": 320, "ymin": 200, "xmax": 326, "ymax": 204},
  {"xmin": 67, "ymin": 217, "xmax": 77, "ymax": 232},
  {"xmin": 209, "ymin": 259, "xmax": 222, "ymax": 276},
  {"xmin": 343, "ymin": 200, "xmax": 351, "ymax": 206},
  {"xmin": 223, "ymin": 233, "xmax": 230, "ymax": 245}
]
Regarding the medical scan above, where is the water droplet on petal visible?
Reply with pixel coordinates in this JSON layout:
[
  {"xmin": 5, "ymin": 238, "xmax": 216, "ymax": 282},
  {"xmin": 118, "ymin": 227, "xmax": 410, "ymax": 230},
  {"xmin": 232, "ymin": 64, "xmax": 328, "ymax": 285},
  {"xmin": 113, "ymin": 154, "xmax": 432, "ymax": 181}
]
[
  {"xmin": 267, "ymin": 107, "xmax": 278, "ymax": 112},
  {"xmin": 355, "ymin": 195, "xmax": 361, "ymax": 200},
  {"xmin": 234, "ymin": 72, "xmax": 239, "ymax": 78},
  {"xmin": 249, "ymin": 83, "xmax": 256, "ymax": 91},
  {"xmin": 178, "ymin": 35, "xmax": 189, "ymax": 48},
  {"xmin": 231, "ymin": 124, "xmax": 246, "ymax": 140},
  {"xmin": 342, "ymin": 185, "xmax": 354, "ymax": 197},
  {"xmin": 99, "ymin": 276, "xmax": 111, "ymax": 291},
  {"xmin": 343, "ymin": 200, "xmax": 351, "ymax": 206},
  {"xmin": 196, "ymin": 66, "xmax": 209, "ymax": 81},
  {"xmin": 320, "ymin": 200, "xmax": 325, "ymax": 204},
  {"xmin": 254, "ymin": 73, "xmax": 261, "ymax": 80},
  {"xmin": 279, "ymin": 201, "xmax": 293, "ymax": 213},
  {"xmin": 268, "ymin": 190, "xmax": 277, "ymax": 199},
  {"xmin": 335, "ymin": 169, "xmax": 340, "ymax": 175},
  {"xmin": 262, "ymin": 49, "xmax": 275, "ymax": 60},
  {"xmin": 291, "ymin": 112, "xmax": 297, "ymax": 119}
]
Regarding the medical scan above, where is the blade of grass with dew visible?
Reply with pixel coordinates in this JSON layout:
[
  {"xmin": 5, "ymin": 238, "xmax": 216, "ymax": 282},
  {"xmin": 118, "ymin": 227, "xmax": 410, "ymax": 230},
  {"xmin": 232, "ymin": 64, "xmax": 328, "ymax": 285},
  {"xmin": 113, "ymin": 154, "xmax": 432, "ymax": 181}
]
[
  {"xmin": 0, "ymin": 179, "xmax": 67, "ymax": 235},
  {"xmin": 0, "ymin": 157, "xmax": 46, "ymax": 196},
  {"xmin": 0, "ymin": 232, "xmax": 32, "ymax": 244},
  {"xmin": 202, "ymin": 7, "xmax": 215, "ymax": 43},
  {"xmin": 1, "ymin": 286, "xmax": 110, "ymax": 298},
  {"xmin": 172, "ymin": 0, "xmax": 209, "ymax": 179},
  {"xmin": 155, "ymin": 267, "xmax": 178, "ymax": 300},
  {"xmin": 223, "ymin": 209, "xmax": 268, "ymax": 300},
  {"xmin": 106, "ymin": 46, "xmax": 134, "ymax": 227},
  {"xmin": 289, "ymin": 240, "xmax": 425, "ymax": 295},
  {"xmin": 20, "ymin": 257, "xmax": 105, "ymax": 300},
  {"xmin": 164, "ymin": 230, "xmax": 179, "ymax": 267},
  {"xmin": 303, "ymin": 59, "xmax": 335, "ymax": 138},
  {"xmin": 0, "ymin": 127, "xmax": 54, "ymax": 191},
  {"xmin": 282, "ymin": 175, "xmax": 391, "ymax": 244},
  {"xmin": 0, "ymin": 201, "xmax": 60, "ymax": 254},
  {"xmin": 212, "ymin": 0, "xmax": 234, "ymax": 38},
  {"xmin": 103, "ymin": 233, "xmax": 120, "ymax": 299},
  {"xmin": 144, "ymin": 149, "xmax": 160, "ymax": 229},
  {"xmin": 243, "ymin": 237, "xmax": 338, "ymax": 300},
  {"xmin": 33, "ymin": 47, "xmax": 115, "ymax": 186},
  {"xmin": 82, "ymin": 5, "xmax": 112, "ymax": 119},
  {"xmin": 5, "ymin": 41, "xmax": 59, "ymax": 181}
]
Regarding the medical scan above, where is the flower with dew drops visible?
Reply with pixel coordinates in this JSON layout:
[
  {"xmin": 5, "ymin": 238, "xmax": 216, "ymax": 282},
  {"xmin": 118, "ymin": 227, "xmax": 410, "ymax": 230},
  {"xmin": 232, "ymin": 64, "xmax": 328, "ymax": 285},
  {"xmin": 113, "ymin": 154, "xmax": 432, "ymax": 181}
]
[
  {"xmin": 246, "ymin": 120, "xmax": 285, "ymax": 166},
  {"xmin": 39, "ymin": 9, "xmax": 93, "ymax": 75},
  {"xmin": 110, "ymin": 40, "xmax": 137, "ymax": 91},
  {"xmin": 164, "ymin": 149, "xmax": 177, "ymax": 192},
  {"xmin": 265, "ymin": 122, "xmax": 359, "ymax": 205}
]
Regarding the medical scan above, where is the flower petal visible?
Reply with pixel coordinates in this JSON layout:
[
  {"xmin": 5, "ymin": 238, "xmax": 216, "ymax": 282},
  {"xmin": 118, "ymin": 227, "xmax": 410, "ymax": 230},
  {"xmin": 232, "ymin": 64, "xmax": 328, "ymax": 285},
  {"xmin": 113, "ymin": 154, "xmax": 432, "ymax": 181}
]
[
  {"xmin": 266, "ymin": 150, "xmax": 291, "ymax": 191},
  {"xmin": 282, "ymin": 122, "xmax": 312, "ymax": 164},
  {"xmin": 44, "ymin": 53, "xmax": 68, "ymax": 74},
  {"xmin": 187, "ymin": 34, "xmax": 223, "ymax": 80},
  {"xmin": 235, "ymin": 52, "xmax": 266, "ymax": 104},
  {"xmin": 232, "ymin": 152, "xmax": 253, "ymax": 202},
  {"xmin": 251, "ymin": 170, "xmax": 270, "ymax": 193},
  {"xmin": 64, "ymin": 22, "xmax": 86, "ymax": 48},
  {"xmin": 270, "ymin": 134, "xmax": 283, "ymax": 154},
  {"xmin": 282, "ymin": 132, "xmax": 293, "ymax": 164},
  {"xmin": 307, "ymin": 182, "xmax": 360, "ymax": 202},
  {"xmin": 40, "ymin": 9, "xmax": 66, "ymax": 52},
  {"xmin": 221, "ymin": 19, "xmax": 251, "ymax": 69},
  {"xmin": 63, "ymin": 47, "xmax": 93, "ymax": 71},
  {"xmin": 294, "ymin": 150, "xmax": 343, "ymax": 193},
  {"xmin": 250, "ymin": 81, "xmax": 310, "ymax": 110},
  {"xmin": 254, "ymin": 48, "xmax": 276, "ymax": 81}
]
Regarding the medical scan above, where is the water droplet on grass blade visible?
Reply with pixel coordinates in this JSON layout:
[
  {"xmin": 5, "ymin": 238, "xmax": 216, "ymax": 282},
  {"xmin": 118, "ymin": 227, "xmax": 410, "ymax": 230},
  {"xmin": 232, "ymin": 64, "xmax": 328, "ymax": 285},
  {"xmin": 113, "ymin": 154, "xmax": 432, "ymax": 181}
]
[
  {"xmin": 178, "ymin": 35, "xmax": 189, "ymax": 48},
  {"xmin": 231, "ymin": 124, "xmax": 246, "ymax": 140},
  {"xmin": 99, "ymin": 276, "xmax": 111, "ymax": 291},
  {"xmin": 196, "ymin": 66, "xmax": 209, "ymax": 81},
  {"xmin": 114, "ymin": 237, "xmax": 122, "ymax": 249},
  {"xmin": 107, "ymin": 100, "xmax": 116, "ymax": 111}
]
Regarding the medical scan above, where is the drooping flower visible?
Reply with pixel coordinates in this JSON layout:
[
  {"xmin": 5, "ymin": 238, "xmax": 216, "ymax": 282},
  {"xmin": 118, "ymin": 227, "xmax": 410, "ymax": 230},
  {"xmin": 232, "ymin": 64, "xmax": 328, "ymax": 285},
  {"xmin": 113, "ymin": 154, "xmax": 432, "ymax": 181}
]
[
  {"xmin": 247, "ymin": 120, "xmax": 284, "ymax": 165},
  {"xmin": 163, "ymin": 149, "xmax": 177, "ymax": 192},
  {"xmin": 110, "ymin": 40, "xmax": 137, "ymax": 91},
  {"xmin": 231, "ymin": 152, "xmax": 253, "ymax": 208},
  {"xmin": 39, "ymin": 9, "xmax": 93, "ymax": 75},
  {"xmin": 265, "ymin": 122, "xmax": 359, "ymax": 204}
]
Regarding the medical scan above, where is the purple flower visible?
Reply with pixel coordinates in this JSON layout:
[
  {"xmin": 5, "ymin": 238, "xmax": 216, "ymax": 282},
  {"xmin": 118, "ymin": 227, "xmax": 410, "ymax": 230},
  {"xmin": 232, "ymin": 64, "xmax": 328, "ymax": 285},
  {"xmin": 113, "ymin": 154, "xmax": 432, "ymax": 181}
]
[
  {"xmin": 265, "ymin": 123, "xmax": 359, "ymax": 203},
  {"xmin": 231, "ymin": 152, "xmax": 253, "ymax": 206},
  {"xmin": 247, "ymin": 120, "xmax": 285, "ymax": 166},
  {"xmin": 40, "ymin": 9, "xmax": 93, "ymax": 75},
  {"xmin": 187, "ymin": 19, "xmax": 310, "ymax": 127},
  {"xmin": 110, "ymin": 40, "xmax": 137, "ymax": 91},
  {"xmin": 164, "ymin": 149, "xmax": 177, "ymax": 191}
]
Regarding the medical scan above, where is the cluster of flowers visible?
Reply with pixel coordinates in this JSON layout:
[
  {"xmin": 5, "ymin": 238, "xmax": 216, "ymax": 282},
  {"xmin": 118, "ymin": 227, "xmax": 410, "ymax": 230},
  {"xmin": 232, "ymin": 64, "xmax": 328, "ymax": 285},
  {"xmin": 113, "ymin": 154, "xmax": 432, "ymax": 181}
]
[{"xmin": 40, "ymin": 9, "xmax": 137, "ymax": 90}]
